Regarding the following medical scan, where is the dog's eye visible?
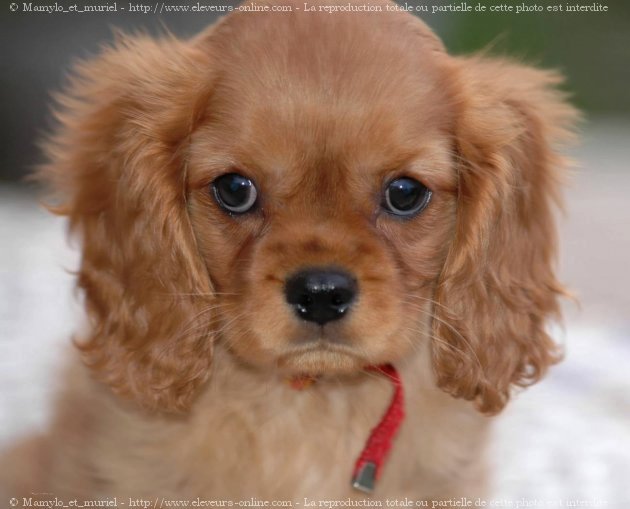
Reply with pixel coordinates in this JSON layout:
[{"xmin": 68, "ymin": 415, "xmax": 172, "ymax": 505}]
[
  {"xmin": 383, "ymin": 177, "xmax": 432, "ymax": 217},
  {"xmin": 212, "ymin": 173, "xmax": 258, "ymax": 214}
]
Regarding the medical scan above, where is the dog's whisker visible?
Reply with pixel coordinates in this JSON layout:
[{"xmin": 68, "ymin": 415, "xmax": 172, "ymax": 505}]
[
  {"xmin": 402, "ymin": 326, "xmax": 469, "ymax": 363},
  {"xmin": 167, "ymin": 309, "xmax": 250, "ymax": 352},
  {"xmin": 403, "ymin": 304, "xmax": 484, "ymax": 372},
  {"xmin": 401, "ymin": 293, "xmax": 456, "ymax": 314},
  {"xmin": 163, "ymin": 303, "xmax": 235, "ymax": 347},
  {"xmin": 179, "ymin": 302, "xmax": 231, "ymax": 323},
  {"xmin": 213, "ymin": 310, "xmax": 251, "ymax": 339},
  {"xmin": 166, "ymin": 292, "xmax": 242, "ymax": 297}
]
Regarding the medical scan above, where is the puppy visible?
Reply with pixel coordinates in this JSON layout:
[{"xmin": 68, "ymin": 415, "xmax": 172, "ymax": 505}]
[{"xmin": 2, "ymin": 0, "xmax": 577, "ymax": 502}]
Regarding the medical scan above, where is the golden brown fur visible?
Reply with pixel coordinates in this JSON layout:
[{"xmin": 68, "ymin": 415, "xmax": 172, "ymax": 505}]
[{"xmin": 1, "ymin": 0, "xmax": 577, "ymax": 501}]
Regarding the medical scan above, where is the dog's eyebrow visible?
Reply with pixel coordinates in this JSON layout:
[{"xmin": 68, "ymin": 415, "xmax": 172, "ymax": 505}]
[{"xmin": 377, "ymin": 148, "xmax": 458, "ymax": 193}]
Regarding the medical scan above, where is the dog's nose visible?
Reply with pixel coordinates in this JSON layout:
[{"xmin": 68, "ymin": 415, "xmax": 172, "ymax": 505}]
[{"xmin": 285, "ymin": 269, "xmax": 357, "ymax": 325}]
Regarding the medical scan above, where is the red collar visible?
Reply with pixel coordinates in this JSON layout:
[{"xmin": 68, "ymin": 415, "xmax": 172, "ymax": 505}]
[{"xmin": 288, "ymin": 364, "xmax": 405, "ymax": 493}]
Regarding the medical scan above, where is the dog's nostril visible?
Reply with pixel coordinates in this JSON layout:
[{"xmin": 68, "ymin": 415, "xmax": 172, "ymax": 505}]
[{"xmin": 285, "ymin": 268, "xmax": 358, "ymax": 326}]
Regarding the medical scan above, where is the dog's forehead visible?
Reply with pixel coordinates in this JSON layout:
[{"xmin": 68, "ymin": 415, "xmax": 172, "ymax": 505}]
[
  {"xmin": 190, "ymin": 4, "xmax": 455, "ymax": 191},
  {"xmin": 203, "ymin": 1, "xmax": 450, "ymax": 119}
]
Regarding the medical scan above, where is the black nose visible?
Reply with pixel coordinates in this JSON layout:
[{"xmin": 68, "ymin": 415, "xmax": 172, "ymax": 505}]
[{"xmin": 285, "ymin": 268, "xmax": 357, "ymax": 325}]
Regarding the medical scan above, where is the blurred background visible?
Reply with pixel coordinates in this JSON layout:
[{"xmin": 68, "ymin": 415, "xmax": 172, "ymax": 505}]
[{"xmin": 1, "ymin": 0, "xmax": 629, "ymax": 506}]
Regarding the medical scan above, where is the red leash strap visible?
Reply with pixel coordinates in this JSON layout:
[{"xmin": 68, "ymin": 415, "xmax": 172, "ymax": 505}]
[{"xmin": 351, "ymin": 363, "xmax": 405, "ymax": 493}]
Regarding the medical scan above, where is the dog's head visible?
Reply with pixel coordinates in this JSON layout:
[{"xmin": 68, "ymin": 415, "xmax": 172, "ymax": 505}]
[{"xmin": 42, "ymin": 0, "xmax": 576, "ymax": 414}]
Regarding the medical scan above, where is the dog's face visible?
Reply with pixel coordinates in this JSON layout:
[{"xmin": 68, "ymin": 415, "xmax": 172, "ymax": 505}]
[
  {"xmin": 186, "ymin": 15, "xmax": 456, "ymax": 375},
  {"xmin": 43, "ymin": 1, "xmax": 576, "ymax": 413}
]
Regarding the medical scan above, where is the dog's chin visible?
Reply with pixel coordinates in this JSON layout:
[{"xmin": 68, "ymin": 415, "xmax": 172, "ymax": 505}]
[
  {"xmin": 225, "ymin": 329, "xmax": 383, "ymax": 377},
  {"xmin": 276, "ymin": 343, "xmax": 368, "ymax": 377}
]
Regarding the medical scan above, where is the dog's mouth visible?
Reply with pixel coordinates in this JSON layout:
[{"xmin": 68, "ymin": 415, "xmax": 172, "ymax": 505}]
[{"xmin": 276, "ymin": 340, "xmax": 367, "ymax": 376}]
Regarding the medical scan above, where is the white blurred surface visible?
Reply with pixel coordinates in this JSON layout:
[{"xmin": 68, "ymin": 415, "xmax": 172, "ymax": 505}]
[
  {"xmin": 0, "ymin": 119, "xmax": 629, "ymax": 506},
  {"xmin": 0, "ymin": 191, "xmax": 79, "ymax": 443}
]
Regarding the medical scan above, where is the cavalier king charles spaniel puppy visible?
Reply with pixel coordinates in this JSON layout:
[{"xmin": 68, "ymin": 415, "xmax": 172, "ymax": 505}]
[{"xmin": 2, "ymin": 0, "xmax": 577, "ymax": 502}]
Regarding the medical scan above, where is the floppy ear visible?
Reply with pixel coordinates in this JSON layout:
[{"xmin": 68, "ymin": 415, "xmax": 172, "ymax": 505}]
[
  {"xmin": 432, "ymin": 57, "xmax": 578, "ymax": 414},
  {"xmin": 40, "ymin": 34, "xmax": 216, "ymax": 412}
]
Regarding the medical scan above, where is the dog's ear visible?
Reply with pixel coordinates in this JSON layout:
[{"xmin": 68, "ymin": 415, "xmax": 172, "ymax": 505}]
[
  {"xmin": 432, "ymin": 57, "xmax": 578, "ymax": 414},
  {"xmin": 40, "ymin": 34, "xmax": 216, "ymax": 412}
]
